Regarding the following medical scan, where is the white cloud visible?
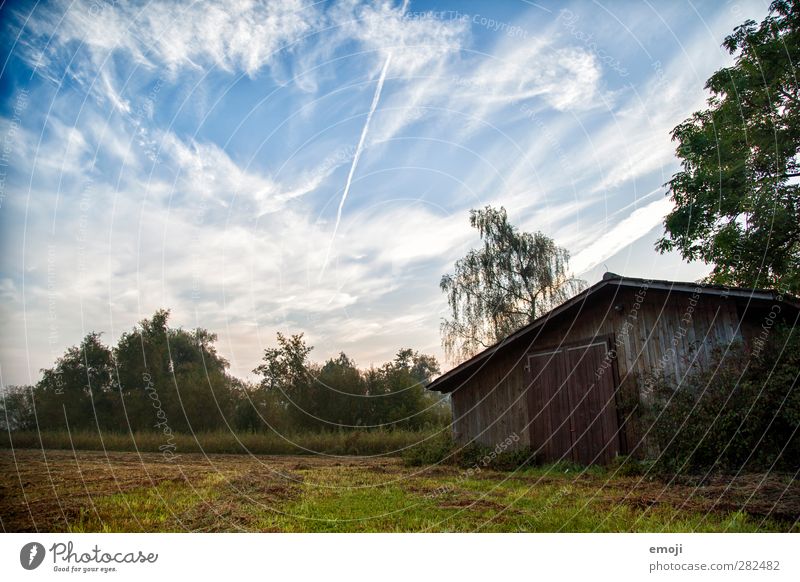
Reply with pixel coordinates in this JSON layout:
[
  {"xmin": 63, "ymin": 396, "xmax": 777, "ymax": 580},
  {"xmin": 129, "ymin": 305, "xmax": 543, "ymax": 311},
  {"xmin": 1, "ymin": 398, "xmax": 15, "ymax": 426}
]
[
  {"xmin": 340, "ymin": 3, "xmax": 468, "ymax": 77},
  {"xmin": 322, "ymin": 3, "xmax": 471, "ymax": 150},
  {"xmin": 338, "ymin": 204, "xmax": 474, "ymax": 270},
  {"xmin": 20, "ymin": 0, "xmax": 320, "ymax": 79},
  {"xmin": 582, "ymin": 9, "xmax": 749, "ymax": 194},
  {"xmin": 156, "ymin": 132, "xmax": 327, "ymax": 215},
  {"xmin": 569, "ymin": 197, "xmax": 673, "ymax": 275},
  {"xmin": 467, "ymin": 37, "xmax": 605, "ymax": 113}
]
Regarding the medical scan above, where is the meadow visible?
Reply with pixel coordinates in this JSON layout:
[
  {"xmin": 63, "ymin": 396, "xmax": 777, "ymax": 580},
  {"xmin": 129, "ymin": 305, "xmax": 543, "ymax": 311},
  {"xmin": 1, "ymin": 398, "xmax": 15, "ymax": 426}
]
[
  {"xmin": 1, "ymin": 445, "xmax": 797, "ymax": 533},
  {"xmin": 0, "ymin": 429, "xmax": 432, "ymax": 456}
]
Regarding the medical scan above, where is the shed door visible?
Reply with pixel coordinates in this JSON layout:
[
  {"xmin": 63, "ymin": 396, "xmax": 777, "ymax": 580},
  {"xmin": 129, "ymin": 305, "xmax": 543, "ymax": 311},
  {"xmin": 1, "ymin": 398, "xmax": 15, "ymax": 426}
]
[{"xmin": 525, "ymin": 340, "xmax": 620, "ymax": 465}]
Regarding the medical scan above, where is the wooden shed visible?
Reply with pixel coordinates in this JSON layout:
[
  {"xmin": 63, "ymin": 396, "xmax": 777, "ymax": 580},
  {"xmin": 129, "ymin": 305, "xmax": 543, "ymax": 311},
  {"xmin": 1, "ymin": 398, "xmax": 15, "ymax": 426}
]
[{"xmin": 427, "ymin": 273, "xmax": 798, "ymax": 465}]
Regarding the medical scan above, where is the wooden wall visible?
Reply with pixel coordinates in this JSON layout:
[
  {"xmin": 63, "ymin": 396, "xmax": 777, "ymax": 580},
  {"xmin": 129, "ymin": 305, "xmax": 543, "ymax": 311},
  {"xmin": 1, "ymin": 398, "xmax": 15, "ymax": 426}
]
[
  {"xmin": 450, "ymin": 285, "xmax": 748, "ymax": 455},
  {"xmin": 450, "ymin": 341, "xmax": 530, "ymax": 447}
]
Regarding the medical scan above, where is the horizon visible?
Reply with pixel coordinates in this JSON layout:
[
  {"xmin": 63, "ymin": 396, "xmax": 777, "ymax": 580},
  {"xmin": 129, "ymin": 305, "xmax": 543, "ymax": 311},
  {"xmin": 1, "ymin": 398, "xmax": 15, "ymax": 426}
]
[{"xmin": 0, "ymin": 0, "xmax": 769, "ymax": 387}]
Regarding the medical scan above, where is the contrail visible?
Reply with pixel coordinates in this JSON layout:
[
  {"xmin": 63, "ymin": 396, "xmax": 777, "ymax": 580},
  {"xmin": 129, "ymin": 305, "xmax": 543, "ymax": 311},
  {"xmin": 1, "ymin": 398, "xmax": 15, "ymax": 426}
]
[
  {"xmin": 318, "ymin": 0, "xmax": 408, "ymax": 281},
  {"xmin": 318, "ymin": 54, "xmax": 392, "ymax": 281}
]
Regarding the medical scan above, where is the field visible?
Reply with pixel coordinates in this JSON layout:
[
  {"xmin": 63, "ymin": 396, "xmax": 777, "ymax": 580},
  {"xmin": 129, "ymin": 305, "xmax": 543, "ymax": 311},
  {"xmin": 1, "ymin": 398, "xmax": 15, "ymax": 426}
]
[
  {"xmin": 1, "ymin": 448, "xmax": 797, "ymax": 532},
  {"xmin": 0, "ymin": 429, "xmax": 432, "ymax": 456}
]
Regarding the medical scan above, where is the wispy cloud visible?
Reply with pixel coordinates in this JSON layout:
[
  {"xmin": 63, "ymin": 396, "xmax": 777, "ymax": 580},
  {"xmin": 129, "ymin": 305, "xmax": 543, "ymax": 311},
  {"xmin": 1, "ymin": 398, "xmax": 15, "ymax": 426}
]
[
  {"xmin": 0, "ymin": 0, "xmax": 770, "ymax": 385},
  {"xmin": 569, "ymin": 197, "xmax": 674, "ymax": 275},
  {"xmin": 18, "ymin": 0, "xmax": 320, "ymax": 77}
]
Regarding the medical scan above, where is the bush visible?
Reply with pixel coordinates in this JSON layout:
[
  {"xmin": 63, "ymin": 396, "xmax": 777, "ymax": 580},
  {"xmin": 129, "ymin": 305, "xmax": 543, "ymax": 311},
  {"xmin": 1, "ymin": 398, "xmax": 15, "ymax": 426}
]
[
  {"xmin": 454, "ymin": 442, "xmax": 537, "ymax": 471},
  {"xmin": 642, "ymin": 326, "xmax": 800, "ymax": 474},
  {"xmin": 402, "ymin": 433, "xmax": 536, "ymax": 471},
  {"xmin": 401, "ymin": 432, "xmax": 455, "ymax": 466},
  {"xmin": 608, "ymin": 454, "xmax": 650, "ymax": 477},
  {"xmin": 479, "ymin": 447, "xmax": 537, "ymax": 471}
]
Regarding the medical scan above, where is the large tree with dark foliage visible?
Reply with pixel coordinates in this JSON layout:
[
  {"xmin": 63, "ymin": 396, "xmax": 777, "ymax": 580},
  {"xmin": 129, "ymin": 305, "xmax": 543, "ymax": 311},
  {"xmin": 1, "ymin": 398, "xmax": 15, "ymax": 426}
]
[
  {"xmin": 657, "ymin": 0, "xmax": 800, "ymax": 293},
  {"xmin": 33, "ymin": 331, "xmax": 117, "ymax": 430},
  {"xmin": 113, "ymin": 309, "xmax": 235, "ymax": 432},
  {"xmin": 1, "ymin": 312, "xmax": 450, "ymax": 434},
  {"xmin": 440, "ymin": 206, "xmax": 585, "ymax": 361}
]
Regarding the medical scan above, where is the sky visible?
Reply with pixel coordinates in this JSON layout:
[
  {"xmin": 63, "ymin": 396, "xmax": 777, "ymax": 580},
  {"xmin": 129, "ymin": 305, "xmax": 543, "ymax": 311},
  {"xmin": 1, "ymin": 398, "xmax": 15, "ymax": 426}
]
[{"xmin": 0, "ymin": 0, "xmax": 771, "ymax": 386}]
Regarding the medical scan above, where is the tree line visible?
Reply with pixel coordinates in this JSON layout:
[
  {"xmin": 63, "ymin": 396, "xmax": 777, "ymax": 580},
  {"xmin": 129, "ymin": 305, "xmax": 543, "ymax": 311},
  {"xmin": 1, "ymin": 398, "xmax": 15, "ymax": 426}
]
[{"xmin": 1, "ymin": 309, "xmax": 449, "ymax": 434}]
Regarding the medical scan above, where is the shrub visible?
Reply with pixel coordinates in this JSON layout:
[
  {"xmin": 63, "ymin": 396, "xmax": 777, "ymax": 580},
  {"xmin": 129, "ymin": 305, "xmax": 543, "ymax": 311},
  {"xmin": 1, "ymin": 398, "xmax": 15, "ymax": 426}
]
[
  {"xmin": 608, "ymin": 454, "xmax": 650, "ymax": 477},
  {"xmin": 401, "ymin": 432, "xmax": 455, "ymax": 466},
  {"xmin": 481, "ymin": 447, "xmax": 537, "ymax": 471},
  {"xmin": 453, "ymin": 442, "xmax": 536, "ymax": 471},
  {"xmin": 402, "ymin": 434, "xmax": 536, "ymax": 471},
  {"xmin": 642, "ymin": 326, "xmax": 800, "ymax": 474}
]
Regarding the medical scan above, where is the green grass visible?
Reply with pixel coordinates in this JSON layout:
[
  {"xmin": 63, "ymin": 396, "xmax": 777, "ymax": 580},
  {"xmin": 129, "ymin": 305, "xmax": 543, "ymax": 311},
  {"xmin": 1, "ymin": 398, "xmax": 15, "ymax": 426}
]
[
  {"xmin": 192, "ymin": 466, "xmax": 788, "ymax": 532},
  {"xmin": 2, "ymin": 448, "xmax": 796, "ymax": 533},
  {"xmin": 69, "ymin": 474, "xmax": 227, "ymax": 533},
  {"xmin": 274, "ymin": 468, "xmax": 792, "ymax": 532}
]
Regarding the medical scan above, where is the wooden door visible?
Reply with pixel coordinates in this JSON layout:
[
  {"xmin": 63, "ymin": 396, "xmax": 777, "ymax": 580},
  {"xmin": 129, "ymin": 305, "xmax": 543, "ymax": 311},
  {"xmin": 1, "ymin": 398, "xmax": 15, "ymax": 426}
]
[{"xmin": 525, "ymin": 339, "xmax": 621, "ymax": 465}]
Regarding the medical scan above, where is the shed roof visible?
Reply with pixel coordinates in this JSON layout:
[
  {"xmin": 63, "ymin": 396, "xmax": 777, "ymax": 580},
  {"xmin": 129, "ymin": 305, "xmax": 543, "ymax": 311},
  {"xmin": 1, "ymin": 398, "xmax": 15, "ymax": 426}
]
[{"xmin": 427, "ymin": 272, "xmax": 795, "ymax": 393}]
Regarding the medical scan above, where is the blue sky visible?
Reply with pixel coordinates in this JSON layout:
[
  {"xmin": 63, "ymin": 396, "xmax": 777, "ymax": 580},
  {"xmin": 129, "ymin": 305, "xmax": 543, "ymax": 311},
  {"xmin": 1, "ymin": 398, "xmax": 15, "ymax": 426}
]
[{"xmin": 0, "ymin": 0, "xmax": 770, "ymax": 385}]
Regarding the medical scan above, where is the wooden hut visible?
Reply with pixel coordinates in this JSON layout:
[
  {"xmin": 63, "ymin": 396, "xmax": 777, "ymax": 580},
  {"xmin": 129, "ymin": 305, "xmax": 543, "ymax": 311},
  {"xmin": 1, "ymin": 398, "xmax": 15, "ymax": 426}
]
[{"xmin": 427, "ymin": 273, "xmax": 798, "ymax": 465}]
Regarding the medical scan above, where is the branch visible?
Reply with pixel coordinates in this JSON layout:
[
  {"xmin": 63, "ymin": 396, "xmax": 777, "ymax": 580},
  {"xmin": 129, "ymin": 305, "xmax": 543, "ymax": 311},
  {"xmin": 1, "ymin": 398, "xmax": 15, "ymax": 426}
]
[{"xmin": 776, "ymin": 86, "xmax": 800, "ymax": 108}]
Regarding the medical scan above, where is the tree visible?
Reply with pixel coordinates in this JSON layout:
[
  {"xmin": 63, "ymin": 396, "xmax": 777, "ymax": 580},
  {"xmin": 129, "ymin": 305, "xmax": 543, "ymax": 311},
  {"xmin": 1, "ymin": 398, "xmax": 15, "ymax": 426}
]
[
  {"xmin": 440, "ymin": 206, "xmax": 585, "ymax": 361},
  {"xmin": 114, "ymin": 309, "xmax": 235, "ymax": 432},
  {"xmin": 0, "ymin": 386, "xmax": 36, "ymax": 431},
  {"xmin": 252, "ymin": 336, "xmax": 448, "ymax": 431},
  {"xmin": 391, "ymin": 348, "xmax": 440, "ymax": 385},
  {"xmin": 375, "ymin": 350, "xmax": 448, "ymax": 429},
  {"xmin": 34, "ymin": 332, "xmax": 116, "ymax": 430},
  {"xmin": 315, "ymin": 353, "xmax": 366, "ymax": 427},
  {"xmin": 253, "ymin": 333, "xmax": 317, "ymax": 430},
  {"xmin": 657, "ymin": 0, "xmax": 800, "ymax": 293}
]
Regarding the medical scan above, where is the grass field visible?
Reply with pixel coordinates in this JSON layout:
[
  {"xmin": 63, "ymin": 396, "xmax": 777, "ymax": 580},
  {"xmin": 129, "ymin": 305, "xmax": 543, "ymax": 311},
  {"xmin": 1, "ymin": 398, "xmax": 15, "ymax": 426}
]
[
  {"xmin": 1, "ymin": 448, "xmax": 797, "ymax": 532},
  {"xmin": 0, "ymin": 429, "xmax": 436, "ymax": 456}
]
